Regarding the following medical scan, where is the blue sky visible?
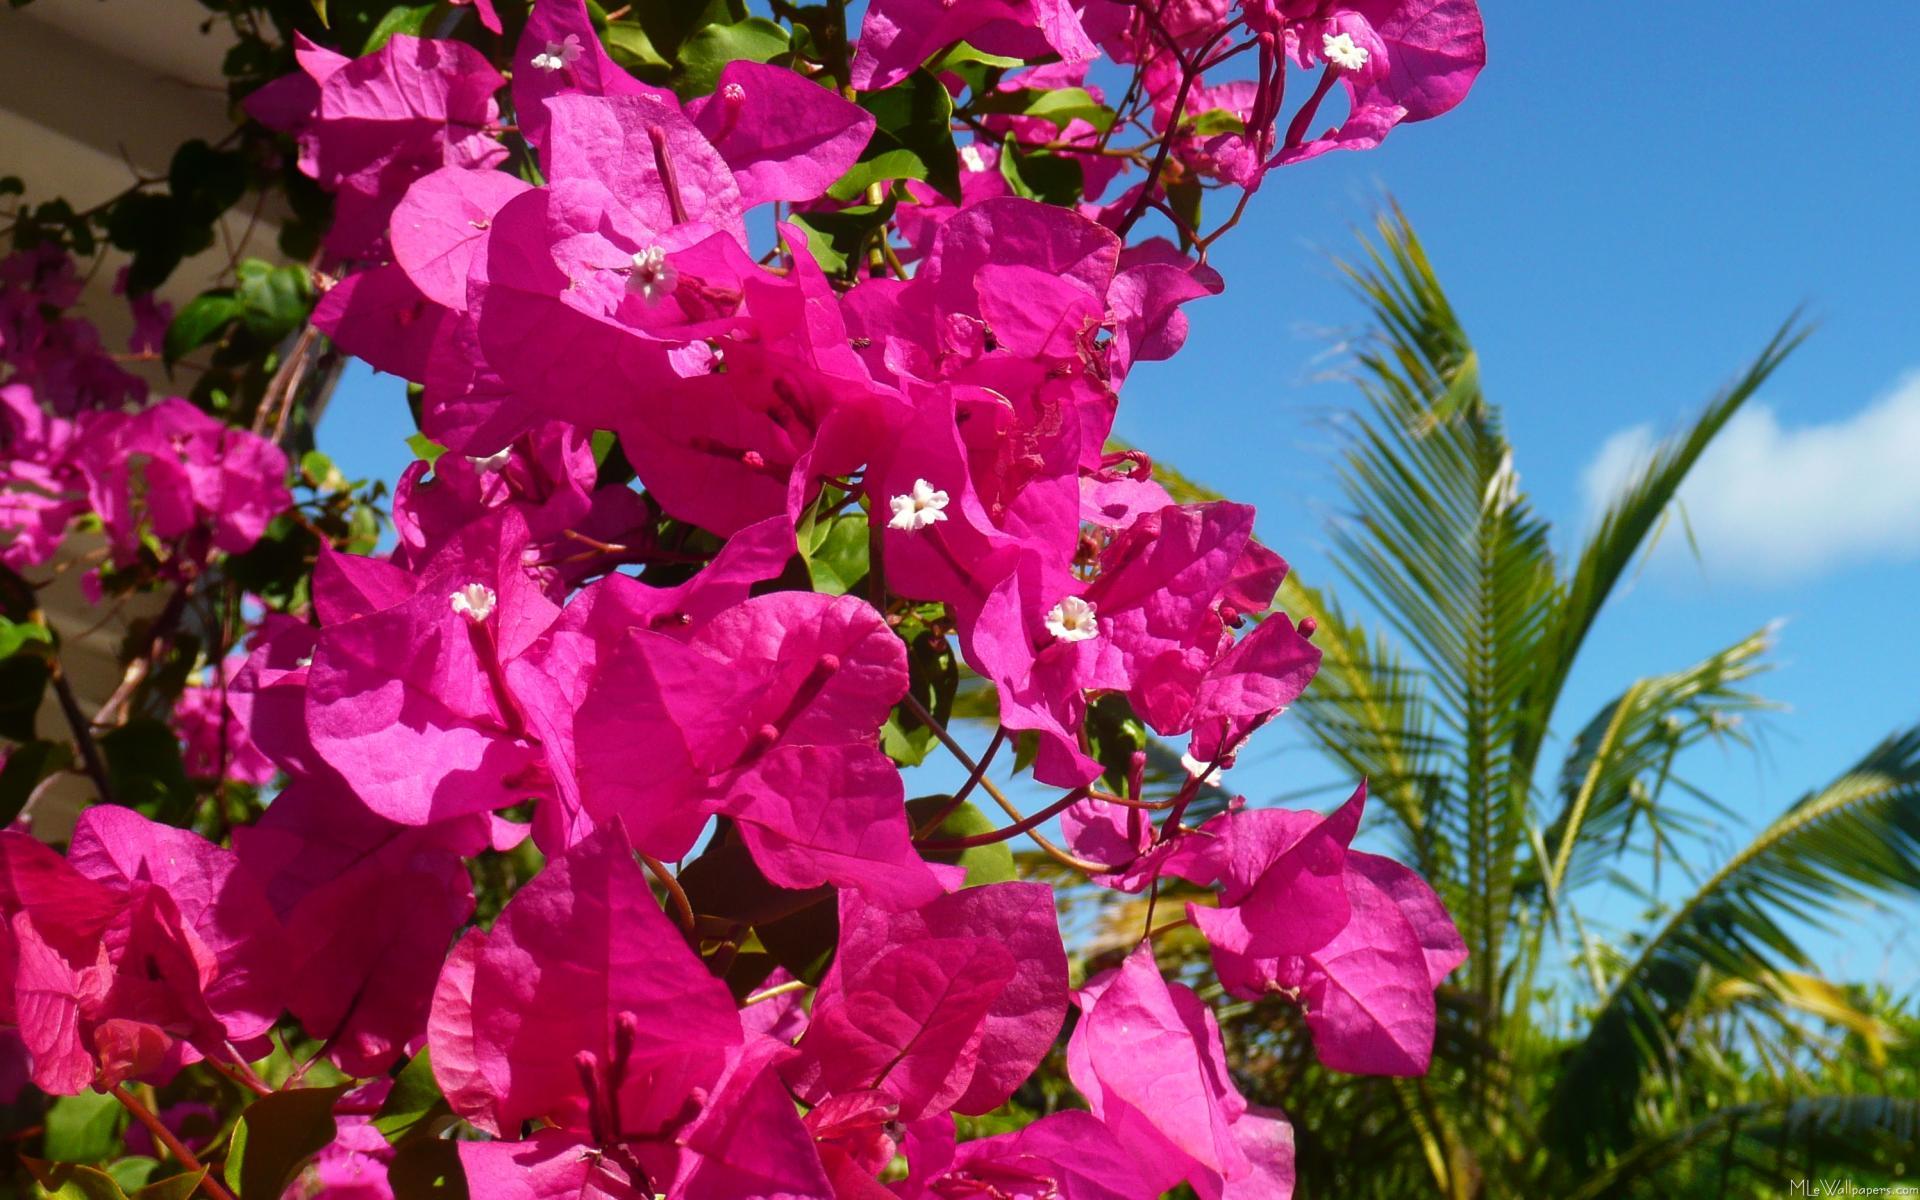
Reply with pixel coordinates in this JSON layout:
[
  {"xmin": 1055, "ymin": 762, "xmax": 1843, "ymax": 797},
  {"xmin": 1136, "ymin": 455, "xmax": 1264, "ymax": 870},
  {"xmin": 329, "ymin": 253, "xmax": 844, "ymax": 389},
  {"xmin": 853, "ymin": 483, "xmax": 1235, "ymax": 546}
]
[{"xmin": 319, "ymin": 0, "xmax": 1920, "ymax": 987}]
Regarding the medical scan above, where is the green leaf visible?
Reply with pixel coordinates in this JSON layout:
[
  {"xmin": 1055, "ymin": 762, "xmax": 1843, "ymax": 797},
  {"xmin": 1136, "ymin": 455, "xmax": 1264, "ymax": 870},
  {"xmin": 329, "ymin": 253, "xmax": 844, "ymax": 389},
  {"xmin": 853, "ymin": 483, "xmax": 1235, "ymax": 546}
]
[
  {"xmin": 363, "ymin": 3, "xmax": 436, "ymax": 53},
  {"xmin": 789, "ymin": 196, "xmax": 895, "ymax": 276},
  {"xmin": 674, "ymin": 17, "xmax": 788, "ymax": 97},
  {"xmin": 973, "ymin": 86, "xmax": 1115, "ymax": 134},
  {"xmin": 130, "ymin": 1171, "xmax": 209, "ymax": 1200},
  {"xmin": 372, "ymin": 1050, "xmax": 452, "ymax": 1147},
  {"xmin": 22, "ymin": 1158, "xmax": 128, "ymax": 1200},
  {"xmin": 224, "ymin": 1084, "xmax": 353, "ymax": 1200},
  {"xmin": 0, "ymin": 615, "xmax": 51, "ymax": 659},
  {"xmin": 799, "ymin": 511, "xmax": 868, "ymax": 596},
  {"xmin": 310, "ymin": 0, "xmax": 328, "ymax": 27},
  {"xmin": 831, "ymin": 71, "xmax": 959, "ymax": 203},
  {"xmin": 907, "ymin": 796, "xmax": 1017, "ymax": 886},
  {"xmin": 44, "ymin": 1092, "xmax": 125, "ymax": 1164},
  {"xmin": 0, "ymin": 740, "xmax": 72, "ymax": 828},
  {"xmin": 403, "ymin": 433, "xmax": 447, "ymax": 465},
  {"xmin": 603, "ymin": 22, "xmax": 672, "ymax": 73},
  {"xmin": 998, "ymin": 146, "xmax": 1083, "ymax": 207},
  {"xmin": 101, "ymin": 1159, "xmax": 158, "ymax": 1194},
  {"xmin": 234, "ymin": 260, "xmax": 314, "ymax": 342},
  {"xmin": 881, "ymin": 624, "xmax": 959, "ymax": 768},
  {"xmin": 1189, "ymin": 107, "xmax": 1246, "ymax": 136},
  {"xmin": 163, "ymin": 293, "xmax": 241, "ymax": 366}
]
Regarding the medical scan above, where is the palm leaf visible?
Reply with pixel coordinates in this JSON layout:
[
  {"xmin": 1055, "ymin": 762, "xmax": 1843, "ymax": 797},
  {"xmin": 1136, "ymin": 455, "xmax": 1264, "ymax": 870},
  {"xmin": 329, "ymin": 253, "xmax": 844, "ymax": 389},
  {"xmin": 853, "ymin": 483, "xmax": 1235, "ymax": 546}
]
[
  {"xmin": 1564, "ymin": 1094, "xmax": 1920, "ymax": 1199},
  {"xmin": 1330, "ymin": 210, "xmax": 1560, "ymax": 1013},
  {"xmin": 1544, "ymin": 726, "xmax": 1920, "ymax": 1165},
  {"xmin": 1511, "ymin": 318, "xmax": 1809, "ymax": 828},
  {"xmin": 1532, "ymin": 624, "xmax": 1780, "ymax": 902}
]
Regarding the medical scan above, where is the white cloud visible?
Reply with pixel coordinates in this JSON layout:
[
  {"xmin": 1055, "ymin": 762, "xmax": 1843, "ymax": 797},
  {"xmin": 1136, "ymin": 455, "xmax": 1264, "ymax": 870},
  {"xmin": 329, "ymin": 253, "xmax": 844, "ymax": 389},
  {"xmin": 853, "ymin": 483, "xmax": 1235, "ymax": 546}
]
[{"xmin": 1580, "ymin": 371, "xmax": 1920, "ymax": 585}]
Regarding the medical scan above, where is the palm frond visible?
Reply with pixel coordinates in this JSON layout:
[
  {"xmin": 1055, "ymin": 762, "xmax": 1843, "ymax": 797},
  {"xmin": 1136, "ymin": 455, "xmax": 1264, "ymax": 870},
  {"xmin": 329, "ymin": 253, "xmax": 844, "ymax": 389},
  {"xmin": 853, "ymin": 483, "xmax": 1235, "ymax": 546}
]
[
  {"xmin": 1544, "ymin": 726, "xmax": 1920, "ymax": 1165},
  {"xmin": 1511, "ymin": 319, "xmax": 1809, "ymax": 820},
  {"xmin": 1331, "ymin": 210, "xmax": 1560, "ymax": 1008},
  {"xmin": 1565, "ymin": 1094, "xmax": 1920, "ymax": 1200},
  {"xmin": 1531, "ymin": 624, "xmax": 1780, "ymax": 902}
]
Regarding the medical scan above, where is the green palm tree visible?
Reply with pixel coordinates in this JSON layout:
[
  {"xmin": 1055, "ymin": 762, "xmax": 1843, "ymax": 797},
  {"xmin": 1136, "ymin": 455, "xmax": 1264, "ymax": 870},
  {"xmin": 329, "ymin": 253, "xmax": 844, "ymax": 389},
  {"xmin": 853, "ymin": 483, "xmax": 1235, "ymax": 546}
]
[{"xmin": 1152, "ymin": 212, "xmax": 1920, "ymax": 1197}]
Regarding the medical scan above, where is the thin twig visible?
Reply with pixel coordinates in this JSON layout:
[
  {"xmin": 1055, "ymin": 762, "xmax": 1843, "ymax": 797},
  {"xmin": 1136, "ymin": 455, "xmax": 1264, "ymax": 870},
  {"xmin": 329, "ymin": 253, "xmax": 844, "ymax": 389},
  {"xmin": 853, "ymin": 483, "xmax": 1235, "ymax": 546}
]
[
  {"xmin": 110, "ymin": 1085, "xmax": 236, "ymax": 1200},
  {"xmin": 49, "ymin": 660, "xmax": 114, "ymax": 806},
  {"xmin": 641, "ymin": 853, "xmax": 697, "ymax": 935},
  {"xmin": 898, "ymin": 694, "xmax": 1126, "ymax": 874},
  {"xmin": 744, "ymin": 978, "xmax": 810, "ymax": 1007}
]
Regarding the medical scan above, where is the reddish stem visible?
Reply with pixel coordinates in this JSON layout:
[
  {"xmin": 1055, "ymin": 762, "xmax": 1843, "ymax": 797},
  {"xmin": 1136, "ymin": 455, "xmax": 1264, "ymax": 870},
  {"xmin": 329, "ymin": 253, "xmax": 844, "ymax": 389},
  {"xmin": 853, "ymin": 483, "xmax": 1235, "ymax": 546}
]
[{"xmin": 110, "ymin": 1085, "xmax": 236, "ymax": 1200}]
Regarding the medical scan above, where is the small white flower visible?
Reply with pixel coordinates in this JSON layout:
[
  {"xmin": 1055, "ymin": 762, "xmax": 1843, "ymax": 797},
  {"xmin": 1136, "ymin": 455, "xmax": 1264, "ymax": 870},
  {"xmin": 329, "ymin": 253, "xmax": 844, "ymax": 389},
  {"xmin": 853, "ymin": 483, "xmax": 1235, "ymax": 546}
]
[
  {"xmin": 1180, "ymin": 751, "xmax": 1227, "ymax": 787},
  {"xmin": 1045, "ymin": 595, "xmax": 1099, "ymax": 643},
  {"xmin": 468, "ymin": 448, "xmax": 513, "ymax": 473},
  {"xmin": 959, "ymin": 144, "xmax": 988, "ymax": 173},
  {"xmin": 627, "ymin": 245, "xmax": 679, "ymax": 305},
  {"xmin": 449, "ymin": 582, "xmax": 498, "ymax": 623},
  {"xmin": 531, "ymin": 35, "xmax": 583, "ymax": 72},
  {"xmin": 722, "ymin": 81, "xmax": 747, "ymax": 103},
  {"xmin": 1321, "ymin": 32, "xmax": 1370, "ymax": 71},
  {"xmin": 887, "ymin": 479, "xmax": 950, "ymax": 531}
]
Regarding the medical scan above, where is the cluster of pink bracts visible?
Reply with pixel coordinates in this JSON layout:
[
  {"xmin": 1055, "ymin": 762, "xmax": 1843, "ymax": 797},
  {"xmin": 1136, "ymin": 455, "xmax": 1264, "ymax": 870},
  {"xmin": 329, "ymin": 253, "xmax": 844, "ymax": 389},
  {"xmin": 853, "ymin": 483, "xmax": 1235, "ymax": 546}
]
[{"xmin": 0, "ymin": 0, "xmax": 1484, "ymax": 1196}]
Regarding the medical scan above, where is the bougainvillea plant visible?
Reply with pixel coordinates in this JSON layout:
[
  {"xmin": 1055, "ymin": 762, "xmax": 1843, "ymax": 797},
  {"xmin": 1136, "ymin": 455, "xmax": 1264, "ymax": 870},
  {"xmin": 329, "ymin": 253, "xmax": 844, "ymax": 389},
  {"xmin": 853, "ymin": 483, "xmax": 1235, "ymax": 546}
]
[{"xmin": 0, "ymin": 0, "xmax": 1485, "ymax": 1196}]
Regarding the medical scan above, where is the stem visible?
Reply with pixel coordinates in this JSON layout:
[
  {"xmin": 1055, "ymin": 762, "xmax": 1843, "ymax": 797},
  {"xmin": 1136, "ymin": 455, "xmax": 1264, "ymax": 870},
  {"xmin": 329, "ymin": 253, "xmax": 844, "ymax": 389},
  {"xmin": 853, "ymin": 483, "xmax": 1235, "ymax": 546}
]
[
  {"xmin": 641, "ymin": 853, "xmax": 697, "ymax": 935},
  {"xmin": 110, "ymin": 1085, "xmax": 236, "ymax": 1200},
  {"xmin": 913, "ymin": 727, "xmax": 1007, "ymax": 839},
  {"xmin": 48, "ymin": 660, "xmax": 114, "ymax": 806},
  {"xmin": 204, "ymin": 1051, "xmax": 273, "ymax": 1098},
  {"xmin": 919, "ymin": 786, "xmax": 1091, "ymax": 850},
  {"xmin": 898, "ymin": 694, "xmax": 1126, "ymax": 875},
  {"xmin": 1114, "ymin": 12, "xmax": 1239, "ymax": 239}
]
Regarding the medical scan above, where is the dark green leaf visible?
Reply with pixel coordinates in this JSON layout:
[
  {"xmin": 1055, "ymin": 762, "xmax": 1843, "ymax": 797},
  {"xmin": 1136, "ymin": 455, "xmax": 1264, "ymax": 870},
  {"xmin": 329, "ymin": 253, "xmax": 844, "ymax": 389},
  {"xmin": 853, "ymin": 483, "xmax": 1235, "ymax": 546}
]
[
  {"xmin": 0, "ymin": 656, "xmax": 50, "ymax": 741},
  {"xmin": 99, "ymin": 719, "xmax": 194, "ymax": 822},
  {"xmin": 789, "ymin": 196, "xmax": 895, "ymax": 276},
  {"xmin": 0, "ymin": 740, "xmax": 73, "ymax": 827},
  {"xmin": 224, "ymin": 1084, "xmax": 353, "ymax": 1200},
  {"xmin": 755, "ymin": 892, "xmax": 838, "ymax": 985},
  {"xmin": 679, "ymin": 838, "xmax": 829, "ymax": 928},
  {"xmin": 998, "ymin": 146, "xmax": 1083, "ymax": 207},
  {"xmin": 167, "ymin": 140, "xmax": 247, "ymax": 224},
  {"xmin": 832, "ymin": 71, "xmax": 959, "ymax": 203},
  {"xmin": 882, "ymin": 624, "xmax": 958, "ymax": 768},
  {"xmin": 385, "ymin": 1138, "xmax": 467, "ymax": 1200}
]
